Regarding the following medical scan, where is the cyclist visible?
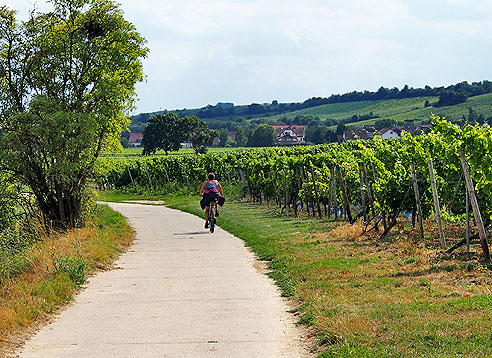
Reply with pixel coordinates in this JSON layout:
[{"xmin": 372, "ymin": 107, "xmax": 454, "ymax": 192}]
[{"xmin": 199, "ymin": 172, "xmax": 224, "ymax": 228}]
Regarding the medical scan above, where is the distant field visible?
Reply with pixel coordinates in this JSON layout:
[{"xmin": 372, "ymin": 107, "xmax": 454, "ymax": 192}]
[
  {"xmin": 263, "ymin": 97, "xmax": 436, "ymax": 122},
  {"xmin": 257, "ymin": 93, "xmax": 492, "ymax": 128},
  {"xmin": 125, "ymin": 94, "xmax": 492, "ymax": 145},
  {"xmin": 392, "ymin": 93, "xmax": 492, "ymax": 122},
  {"xmin": 265, "ymin": 100, "xmax": 380, "ymax": 121}
]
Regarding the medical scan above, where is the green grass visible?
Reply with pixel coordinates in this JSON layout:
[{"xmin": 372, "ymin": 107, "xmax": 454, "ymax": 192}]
[
  {"xmin": 0, "ymin": 204, "xmax": 134, "ymax": 354},
  {"xmin": 260, "ymin": 97, "xmax": 437, "ymax": 125},
  {"xmin": 96, "ymin": 190, "xmax": 165, "ymax": 203},
  {"xmin": 265, "ymin": 101, "xmax": 381, "ymax": 121},
  {"xmin": 156, "ymin": 194, "xmax": 492, "ymax": 357},
  {"xmin": 258, "ymin": 94, "xmax": 492, "ymax": 129}
]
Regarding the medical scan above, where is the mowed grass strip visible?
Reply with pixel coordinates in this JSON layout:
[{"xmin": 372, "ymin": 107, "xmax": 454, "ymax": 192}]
[
  {"xmin": 164, "ymin": 196, "xmax": 492, "ymax": 357},
  {"xmin": 0, "ymin": 204, "xmax": 134, "ymax": 355}
]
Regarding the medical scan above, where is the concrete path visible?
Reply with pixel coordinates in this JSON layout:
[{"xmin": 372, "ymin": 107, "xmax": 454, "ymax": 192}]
[{"xmin": 17, "ymin": 203, "xmax": 311, "ymax": 358}]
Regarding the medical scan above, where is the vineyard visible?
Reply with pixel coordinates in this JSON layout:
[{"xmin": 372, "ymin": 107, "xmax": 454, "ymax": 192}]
[{"xmin": 96, "ymin": 116, "xmax": 492, "ymax": 261}]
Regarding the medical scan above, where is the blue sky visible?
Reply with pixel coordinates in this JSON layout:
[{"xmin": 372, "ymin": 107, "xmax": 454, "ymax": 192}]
[{"xmin": 10, "ymin": 0, "xmax": 492, "ymax": 114}]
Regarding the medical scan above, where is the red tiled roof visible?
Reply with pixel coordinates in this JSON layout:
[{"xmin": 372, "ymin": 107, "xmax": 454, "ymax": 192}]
[
  {"xmin": 129, "ymin": 132, "xmax": 143, "ymax": 143},
  {"xmin": 344, "ymin": 128, "xmax": 371, "ymax": 140},
  {"xmin": 271, "ymin": 125, "xmax": 305, "ymax": 137}
]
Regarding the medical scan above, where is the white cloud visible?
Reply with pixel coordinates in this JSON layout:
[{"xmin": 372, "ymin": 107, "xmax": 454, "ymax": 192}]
[{"xmin": 7, "ymin": 0, "xmax": 492, "ymax": 112}]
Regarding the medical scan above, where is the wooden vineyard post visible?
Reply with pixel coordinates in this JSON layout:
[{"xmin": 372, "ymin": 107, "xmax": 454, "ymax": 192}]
[
  {"xmin": 224, "ymin": 165, "xmax": 231, "ymax": 182},
  {"xmin": 327, "ymin": 169, "xmax": 333, "ymax": 219},
  {"xmin": 337, "ymin": 168, "xmax": 353, "ymax": 223},
  {"xmin": 428, "ymin": 159, "xmax": 446, "ymax": 249},
  {"xmin": 466, "ymin": 189, "xmax": 470, "ymax": 252},
  {"xmin": 361, "ymin": 163, "xmax": 374, "ymax": 216},
  {"xmin": 294, "ymin": 168, "xmax": 301, "ymax": 213},
  {"xmin": 239, "ymin": 169, "xmax": 249, "ymax": 196},
  {"xmin": 459, "ymin": 151, "xmax": 491, "ymax": 263},
  {"xmin": 162, "ymin": 164, "xmax": 171, "ymax": 185},
  {"xmin": 308, "ymin": 167, "xmax": 316, "ymax": 216},
  {"xmin": 300, "ymin": 167, "xmax": 310, "ymax": 215},
  {"xmin": 182, "ymin": 163, "xmax": 190, "ymax": 189},
  {"xmin": 411, "ymin": 162, "xmax": 425, "ymax": 240},
  {"xmin": 331, "ymin": 167, "xmax": 338, "ymax": 221},
  {"xmin": 358, "ymin": 163, "xmax": 366, "ymax": 221},
  {"xmin": 277, "ymin": 173, "xmax": 282, "ymax": 206},
  {"xmin": 289, "ymin": 169, "xmax": 295, "ymax": 210},
  {"xmin": 310, "ymin": 166, "xmax": 322, "ymax": 218},
  {"xmin": 145, "ymin": 165, "xmax": 153, "ymax": 189},
  {"xmin": 371, "ymin": 163, "xmax": 386, "ymax": 230},
  {"xmin": 268, "ymin": 170, "xmax": 277, "ymax": 204},
  {"xmin": 126, "ymin": 166, "xmax": 134, "ymax": 185},
  {"xmin": 283, "ymin": 169, "xmax": 288, "ymax": 208}
]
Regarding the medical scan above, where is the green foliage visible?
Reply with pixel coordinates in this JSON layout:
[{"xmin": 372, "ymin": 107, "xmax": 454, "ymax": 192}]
[
  {"xmin": 247, "ymin": 123, "xmax": 276, "ymax": 147},
  {"xmin": 218, "ymin": 128, "xmax": 229, "ymax": 147},
  {"xmin": 0, "ymin": 0, "xmax": 148, "ymax": 228},
  {"xmin": 0, "ymin": 250, "xmax": 31, "ymax": 283},
  {"xmin": 435, "ymin": 90, "xmax": 468, "ymax": 107},
  {"xmin": 142, "ymin": 112, "xmax": 186, "ymax": 155},
  {"xmin": 128, "ymin": 81, "xmax": 492, "ymax": 132},
  {"xmin": 97, "ymin": 116, "xmax": 492, "ymax": 253},
  {"xmin": 235, "ymin": 126, "xmax": 247, "ymax": 147},
  {"xmin": 0, "ymin": 172, "xmax": 18, "ymax": 230},
  {"xmin": 120, "ymin": 136, "xmax": 130, "ymax": 148},
  {"xmin": 185, "ymin": 115, "xmax": 219, "ymax": 154},
  {"xmin": 0, "ymin": 220, "xmax": 42, "ymax": 282},
  {"xmin": 52, "ymin": 255, "xmax": 87, "ymax": 285}
]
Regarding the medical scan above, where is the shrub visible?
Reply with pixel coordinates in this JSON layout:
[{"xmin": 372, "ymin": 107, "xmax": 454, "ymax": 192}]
[
  {"xmin": 52, "ymin": 255, "xmax": 87, "ymax": 285},
  {"xmin": 0, "ymin": 173, "xmax": 18, "ymax": 230}
]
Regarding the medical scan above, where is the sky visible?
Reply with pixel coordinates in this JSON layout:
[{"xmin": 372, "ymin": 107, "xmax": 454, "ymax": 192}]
[{"xmin": 8, "ymin": 0, "xmax": 492, "ymax": 115}]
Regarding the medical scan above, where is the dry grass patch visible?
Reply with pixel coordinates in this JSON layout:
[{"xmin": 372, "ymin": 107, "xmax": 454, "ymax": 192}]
[
  {"xmin": 0, "ymin": 204, "xmax": 133, "ymax": 356},
  {"xmin": 289, "ymin": 220, "xmax": 492, "ymax": 356}
]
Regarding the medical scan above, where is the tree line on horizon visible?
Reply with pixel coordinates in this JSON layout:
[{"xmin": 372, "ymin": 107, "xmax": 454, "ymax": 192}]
[
  {"xmin": 132, "ymin": 105, "xmax": 492, "ymax": 153},
  {"xmin": 129, "ymin": 80, "xmax": 492, "ymax": 131}
]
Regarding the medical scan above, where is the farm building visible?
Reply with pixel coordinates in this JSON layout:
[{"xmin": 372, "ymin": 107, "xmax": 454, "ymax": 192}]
[
  {"xmin": 343, "ymin": 128, "xmax": 373, "ymax": 141},
  {"xmin": 271, "ymin": 125, "xmax": 305, "ymax": 145},
  {"xmin": 128, "ymin": 132, "xmax": 143, "ymax": 146},
  {"xmin": 375, "ymin": 128, "xmax": 400, "ymax": 139}
]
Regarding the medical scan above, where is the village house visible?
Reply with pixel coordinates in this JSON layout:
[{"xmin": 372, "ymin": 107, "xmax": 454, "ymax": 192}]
[
  {"xmin": 271, "ymin": 125, "xmax": 305, "ymax": 145},
  {"xmin": 228, "ymin": 131, "xmax": 237, "ymax": 142},
  {"xmin": 128, "ymin": 132, "xmax": 143, "ymax": 146},
  {"xmin": 417, "ymin": 123, "xmax": 431, "ymax": 134},
  {"xmin": 342, "ymin": 123, "xmax": 432, "ymax": 142},
  {"xmin": 343, "ymin": 128, "xmax": 373, "ymax": 141},
  {"xmin": 375, "ymin": 128, "xmax": 400, "ymax": 139}
]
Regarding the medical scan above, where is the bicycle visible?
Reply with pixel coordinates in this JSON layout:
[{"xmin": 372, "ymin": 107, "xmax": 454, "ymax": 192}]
[{"xmin": 208, "ymin": 196, "xmax": 219, "ymax": 233}]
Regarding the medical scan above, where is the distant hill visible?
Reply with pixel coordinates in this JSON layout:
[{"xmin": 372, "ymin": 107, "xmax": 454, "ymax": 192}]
[
  {"xmin": 265, "ymin": 93, "xmax": 492, "ymax": 129},
  {"xmin": 129, "ymin": 81, "xmax": 492, "ymax": 132}
]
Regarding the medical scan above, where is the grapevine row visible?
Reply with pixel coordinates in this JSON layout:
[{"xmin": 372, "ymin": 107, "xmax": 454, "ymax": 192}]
[{"xmin": 95, "ymin": 117, "xmax": 492, "ymax": 259}]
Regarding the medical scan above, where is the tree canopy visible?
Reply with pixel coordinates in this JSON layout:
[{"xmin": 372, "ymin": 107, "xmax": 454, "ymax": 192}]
[
  {"xmin": 185, "ymin": 115, "xmax": 219, "ymax": 154},
  {"xmin": 0, "ymin": 0, "xmax": 148, "ymax": 228},
  {"xmin": 142, "ymin": 113, "xmax": 186, "ymax": 155},
  {"xmin": 141, "ymin": 113, "xmax": 218, "ymax": 155},
  {"xmin": 247, "ymin": 124, "xmax": 276, "ymax": 147}
]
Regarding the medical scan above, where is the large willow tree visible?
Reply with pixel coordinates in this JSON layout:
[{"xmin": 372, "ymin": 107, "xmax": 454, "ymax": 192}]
[{"xmin": 0, "ymin": 0, "xmax": 148, "ymax": 228}]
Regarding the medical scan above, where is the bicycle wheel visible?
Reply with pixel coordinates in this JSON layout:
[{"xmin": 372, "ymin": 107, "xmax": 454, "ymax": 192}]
[{"xmin": 209, "ymin": 205, "xmax": 215, "ymax": 233}]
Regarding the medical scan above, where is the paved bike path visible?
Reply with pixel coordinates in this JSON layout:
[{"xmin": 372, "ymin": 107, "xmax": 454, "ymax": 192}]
[{"xmin": 17, "ymin": 203, "xmax": 311, "ymax": 357}]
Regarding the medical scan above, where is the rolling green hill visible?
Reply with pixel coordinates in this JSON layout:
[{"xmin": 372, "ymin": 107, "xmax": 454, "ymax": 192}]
[
  {"xmin": 264, "ymin": 97, "xmax": 435, "ymax": 122},
  {"xmin": 256, "ymin": 93, "xmax": 492, "ymax": 128},
  {"xmin": 129, "ymin": 81, "xmax": 492, "ymax": 133}
]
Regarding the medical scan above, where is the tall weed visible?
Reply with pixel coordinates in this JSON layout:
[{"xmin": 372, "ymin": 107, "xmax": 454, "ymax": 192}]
[{"xmin": 52, "ymin": 255, "xmax": 86, "ymax": 285}]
